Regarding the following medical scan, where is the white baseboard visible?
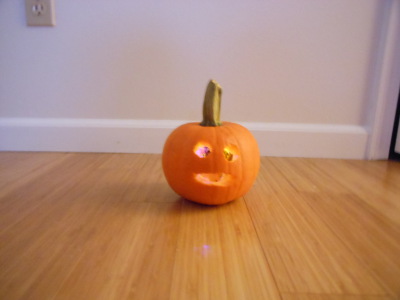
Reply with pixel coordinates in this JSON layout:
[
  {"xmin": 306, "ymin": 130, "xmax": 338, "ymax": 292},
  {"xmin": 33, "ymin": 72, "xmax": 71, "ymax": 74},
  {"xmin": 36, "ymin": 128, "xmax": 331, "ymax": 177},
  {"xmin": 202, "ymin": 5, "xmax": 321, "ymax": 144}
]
[{"xmin": 0, "ymin": 118, "xmax": 368, "ymax": 159}]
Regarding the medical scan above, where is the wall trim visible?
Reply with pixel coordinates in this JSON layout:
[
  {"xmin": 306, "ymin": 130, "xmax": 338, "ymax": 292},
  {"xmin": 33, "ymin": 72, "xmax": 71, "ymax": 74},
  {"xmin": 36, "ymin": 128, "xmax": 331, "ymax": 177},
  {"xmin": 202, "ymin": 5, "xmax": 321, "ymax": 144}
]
[
  {"xmin": 0, "ymin": 118, "xmax": 368, "ymax": 159},
  {"xmin": 366, "ymin": 0, "xmax": 400, "ymax": 159}
]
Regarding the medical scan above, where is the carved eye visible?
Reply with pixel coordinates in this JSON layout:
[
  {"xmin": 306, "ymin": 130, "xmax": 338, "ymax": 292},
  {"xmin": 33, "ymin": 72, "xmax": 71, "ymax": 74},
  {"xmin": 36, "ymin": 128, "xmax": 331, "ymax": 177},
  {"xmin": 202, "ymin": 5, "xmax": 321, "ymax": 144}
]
[
  {"xmin": 194, "ymin": 143, "xmax": 212, "ymax": 158},
  {"xmin": 223, "ymin": 145, "xmax": 239, "ymax": 162}
]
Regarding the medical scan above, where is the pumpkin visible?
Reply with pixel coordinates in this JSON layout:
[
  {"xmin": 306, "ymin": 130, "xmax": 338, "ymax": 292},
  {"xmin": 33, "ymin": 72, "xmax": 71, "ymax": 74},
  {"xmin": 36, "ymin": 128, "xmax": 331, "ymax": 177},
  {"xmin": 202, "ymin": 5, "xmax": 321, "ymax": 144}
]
[{"xmin": 162, "ymin": 80, "xmax": 260, "ymax": 205}]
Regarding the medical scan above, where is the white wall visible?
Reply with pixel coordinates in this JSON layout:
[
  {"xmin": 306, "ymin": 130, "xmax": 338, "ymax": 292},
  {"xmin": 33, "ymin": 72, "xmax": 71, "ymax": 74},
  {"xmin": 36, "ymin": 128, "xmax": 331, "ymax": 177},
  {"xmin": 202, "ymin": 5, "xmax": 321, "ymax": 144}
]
[{"xmin": 0, "ymin": 0, "xmax": 398, "ymax": 158}]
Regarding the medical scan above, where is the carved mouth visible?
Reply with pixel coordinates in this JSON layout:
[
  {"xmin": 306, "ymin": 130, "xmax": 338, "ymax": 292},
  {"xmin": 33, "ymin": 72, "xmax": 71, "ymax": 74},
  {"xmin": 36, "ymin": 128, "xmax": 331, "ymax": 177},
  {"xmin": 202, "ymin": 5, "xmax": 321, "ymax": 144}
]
[{"xmin": 194, "ymin": 173, "xmax": 232, "ymax": 186}]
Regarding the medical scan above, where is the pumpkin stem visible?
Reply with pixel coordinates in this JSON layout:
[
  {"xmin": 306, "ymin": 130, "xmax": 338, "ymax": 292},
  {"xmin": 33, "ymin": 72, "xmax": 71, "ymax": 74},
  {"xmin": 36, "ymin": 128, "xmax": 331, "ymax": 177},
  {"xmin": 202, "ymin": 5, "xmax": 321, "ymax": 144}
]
[{"xmin": 200, "ymin": 80, "xmax": 222, "ymax": 127}]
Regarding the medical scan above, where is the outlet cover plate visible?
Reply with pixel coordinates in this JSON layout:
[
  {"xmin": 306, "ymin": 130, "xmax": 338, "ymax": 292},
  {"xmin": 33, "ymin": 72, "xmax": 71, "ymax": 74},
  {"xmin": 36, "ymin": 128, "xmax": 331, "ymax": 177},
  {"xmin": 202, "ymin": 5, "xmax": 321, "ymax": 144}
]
[{"xmin": 25, "ymin": 0, "xmax": 56, "ymax": 27}]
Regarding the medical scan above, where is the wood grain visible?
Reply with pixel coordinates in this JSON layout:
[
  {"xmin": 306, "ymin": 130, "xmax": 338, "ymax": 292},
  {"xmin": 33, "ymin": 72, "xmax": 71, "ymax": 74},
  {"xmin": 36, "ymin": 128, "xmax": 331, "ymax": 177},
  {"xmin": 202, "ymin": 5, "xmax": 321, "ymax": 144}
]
[
  {"xmin": 170, "ymin": 199, "xmax": 280, "ymax": 300},
  {"xmin": 0, "ymin": 153, "xmax": 399, "ymax": 300}
]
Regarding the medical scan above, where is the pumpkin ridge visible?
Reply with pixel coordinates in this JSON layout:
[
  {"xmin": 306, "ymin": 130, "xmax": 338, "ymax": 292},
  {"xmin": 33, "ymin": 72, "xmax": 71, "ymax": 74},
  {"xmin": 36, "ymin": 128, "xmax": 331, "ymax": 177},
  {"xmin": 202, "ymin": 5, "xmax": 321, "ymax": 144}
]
[{"xmin": 223, "ymin": 123, "xmax": 245, "ymax": 199}]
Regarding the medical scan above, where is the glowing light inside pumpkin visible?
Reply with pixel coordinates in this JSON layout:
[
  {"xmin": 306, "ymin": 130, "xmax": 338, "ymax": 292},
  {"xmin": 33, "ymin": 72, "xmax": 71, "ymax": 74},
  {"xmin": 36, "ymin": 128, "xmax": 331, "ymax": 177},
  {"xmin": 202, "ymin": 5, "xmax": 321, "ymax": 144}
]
[
  {"xmin": 194, "ymin": 173, "xmax": 232, "ymax": 186},
  {"xmin": 223, "ymin": 146, "xmax": 239, "ymax": 162},
  {"xmin": 194, "ymin": 143, "xmax": 212, "ymax": 158}
]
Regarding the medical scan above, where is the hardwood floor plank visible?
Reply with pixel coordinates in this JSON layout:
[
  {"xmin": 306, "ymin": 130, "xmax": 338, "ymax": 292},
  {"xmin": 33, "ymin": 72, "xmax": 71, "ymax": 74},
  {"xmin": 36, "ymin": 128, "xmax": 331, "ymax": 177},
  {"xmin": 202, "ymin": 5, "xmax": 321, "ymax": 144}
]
[
  {"xmin": 0, "ymin": 153, "xmax": 180, "ymax": 300},
  {"xmin": 0, "ymin": 154, "xmax": 121, "ymax": 299},
  {"xmin": 0, "ymin": 152, "xmax": 399, "ymax": 300},
  {"xmin": 271, "ymin": 158, "xmax": 400, "ymax": 295},
  {"xmin": 245, "ymin": 157, "xmax": 392, "ymax": 296},
  {"xmin": 0, "ymin": 153, "xmax": 109, "ymax": 234},
  {"xmin": 0, "ymin": 152, "xmax": 71, "ymax": 198},
  {"xmin": 77, "ymin": 153, "xmax": 178, "ymax": 203},
  {"xmin": 308, "ymin": 159, "xmax": 400, "ymax": 226},
  {"xmin": 53, "ymin": 202, "xmax": 181, "ymax": 300},
  {"xmin": 302, "ymin": 192, "xmax": 400, "ymax": 297},
  {"xmin": 170, "ymin": 199, "xmax": 281, "ymax": 300},
  {"xmin": 0, "ymin": 154, "xmax": 115, "ymax": 283},
  {"xmin": 281, "ymin": 293, "xmax": 394, "ymax": 300}
]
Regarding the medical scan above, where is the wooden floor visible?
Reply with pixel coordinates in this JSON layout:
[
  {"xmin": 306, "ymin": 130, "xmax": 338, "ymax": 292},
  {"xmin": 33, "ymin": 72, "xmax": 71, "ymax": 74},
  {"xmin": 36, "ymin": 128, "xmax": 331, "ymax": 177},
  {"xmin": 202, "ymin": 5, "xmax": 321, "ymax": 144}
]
[{"xmin": 0, "ymin": 152, "xmax": 399, "ymax": 300}]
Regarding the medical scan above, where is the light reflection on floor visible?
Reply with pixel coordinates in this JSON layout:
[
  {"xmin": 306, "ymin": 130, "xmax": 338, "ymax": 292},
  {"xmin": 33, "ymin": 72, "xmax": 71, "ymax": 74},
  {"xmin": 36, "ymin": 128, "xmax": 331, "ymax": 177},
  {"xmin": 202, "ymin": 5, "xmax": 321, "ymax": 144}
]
[{"xmin": 194, "ymin": 244, "xmax": 212, "ymax": 257}]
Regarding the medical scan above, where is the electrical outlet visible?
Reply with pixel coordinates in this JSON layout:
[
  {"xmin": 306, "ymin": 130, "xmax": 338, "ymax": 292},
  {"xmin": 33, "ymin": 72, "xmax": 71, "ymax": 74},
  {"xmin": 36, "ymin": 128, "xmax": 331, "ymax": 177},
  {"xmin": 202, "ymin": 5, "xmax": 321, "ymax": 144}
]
[{"xmin": 25, "ymin": 0, "xmax": 56, "ymax": 27}]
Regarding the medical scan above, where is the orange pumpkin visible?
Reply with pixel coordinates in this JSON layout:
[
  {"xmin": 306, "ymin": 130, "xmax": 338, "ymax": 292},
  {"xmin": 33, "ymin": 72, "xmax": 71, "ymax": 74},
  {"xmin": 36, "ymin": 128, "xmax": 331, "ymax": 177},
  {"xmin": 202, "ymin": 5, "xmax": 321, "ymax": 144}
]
[{"xmin": 162, "ymin": 80, "xmax": 260, "ymax": 205}]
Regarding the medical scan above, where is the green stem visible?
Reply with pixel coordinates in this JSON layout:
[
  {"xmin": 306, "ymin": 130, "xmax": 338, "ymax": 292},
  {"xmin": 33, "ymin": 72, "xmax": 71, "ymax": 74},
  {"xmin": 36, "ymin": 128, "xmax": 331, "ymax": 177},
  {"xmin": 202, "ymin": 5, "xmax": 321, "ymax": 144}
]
[{"xmin": 200, "ymin": 80, "xmax": 222, "ymax": 127}]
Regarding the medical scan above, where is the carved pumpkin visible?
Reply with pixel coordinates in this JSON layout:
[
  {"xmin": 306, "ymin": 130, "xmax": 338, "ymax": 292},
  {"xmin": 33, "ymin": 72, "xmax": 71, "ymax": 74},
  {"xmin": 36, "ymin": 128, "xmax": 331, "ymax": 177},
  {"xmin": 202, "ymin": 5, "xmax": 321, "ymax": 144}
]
[{"xmin": 162, "ymin": 80, "xmax": 260, "ymax": 205}]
